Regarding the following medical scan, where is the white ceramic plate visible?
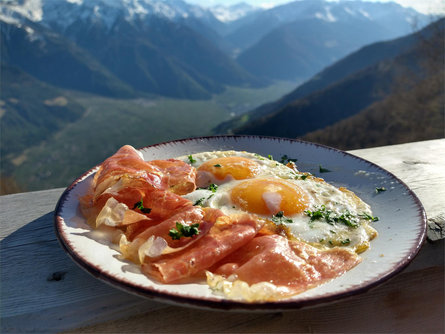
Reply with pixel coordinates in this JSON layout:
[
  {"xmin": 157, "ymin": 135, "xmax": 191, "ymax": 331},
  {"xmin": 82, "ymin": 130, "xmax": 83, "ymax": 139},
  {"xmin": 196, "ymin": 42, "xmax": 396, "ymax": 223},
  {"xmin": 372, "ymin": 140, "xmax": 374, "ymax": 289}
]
[{"xmin": 54, "ymin": 136, "xmax": 426, "ymax": 311}]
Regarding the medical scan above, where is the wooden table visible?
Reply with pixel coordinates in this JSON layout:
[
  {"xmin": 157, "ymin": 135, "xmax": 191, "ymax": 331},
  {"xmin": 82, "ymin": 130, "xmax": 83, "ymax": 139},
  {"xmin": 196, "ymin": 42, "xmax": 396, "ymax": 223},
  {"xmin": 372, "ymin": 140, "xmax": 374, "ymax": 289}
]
[{"xmin": 1, "ymin": 139, "xmax": 444, "ymax": 333}]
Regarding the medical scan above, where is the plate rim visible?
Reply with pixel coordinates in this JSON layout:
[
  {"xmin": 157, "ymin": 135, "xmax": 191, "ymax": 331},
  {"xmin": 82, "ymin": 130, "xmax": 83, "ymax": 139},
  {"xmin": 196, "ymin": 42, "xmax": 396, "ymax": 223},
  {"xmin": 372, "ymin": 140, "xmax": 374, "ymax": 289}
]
[{"xmin": 54, "ymin": 135, "xmax": 427, "ymax": 311}]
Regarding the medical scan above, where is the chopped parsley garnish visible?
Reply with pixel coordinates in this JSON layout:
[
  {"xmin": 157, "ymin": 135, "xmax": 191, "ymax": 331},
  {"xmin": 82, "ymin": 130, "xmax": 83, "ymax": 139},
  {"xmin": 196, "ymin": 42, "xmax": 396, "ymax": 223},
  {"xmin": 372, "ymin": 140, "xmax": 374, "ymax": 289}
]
[
  {"xmin": 188, "ymin": 155, "xmax": 197, "ymax": 164},
  {"xmin": 295, "ymin": 173, "xmax": 310, "ymax": 180},
  {"xmin": 214, "ymin": 164, "xmax": 222, "ymax": 168},
  {"xmin": 305, "ymin": 205, "xmax": 359, "ymax": 228},
  {"xmin": 268, "ymin": 154, "xmax": 274, "ymax": 160},
  {"xmin": 359, "ymin": 213, "xmax": 379, "ymax": 222},
  {"xmin": 132, "ymin": 198, "xmax": 151, "ymax": 214},
  {"xmin": 319, "ymin": 165, "xmax": 332, "ymax": 173},
  {"xmin": 280, "ymin": 155, "xmax": 298, "ymax": 164},
  {"xmin": 207, "ymin": 183, "xmax": 218, "ymax": 193},
  {"xmin": 194, "ymin": 194, "xmax": 214, "ymax": 206},
  {"xmin": 375, "ymin": 187, "xmax": 387, "ymax": 193},
  {"xmin": 335, "ymin": 212, "xmax": 358, "ymax": 228},
  {"xmin": 194, "ymin": 197, "xmax": 206, "ymax": 206},
  {"xmin": 169, "ymin": 222, "xmax": 200, "ymax": 240},
  {"xmin": 254, "ymin": 153, "xmax": 265, "ymax": 160},
  {"xmin": 271, "ymin": 211, "xmax": 294, "ymax": 224},
  {"xmin": 341, "ymin": 238, "xmax": 351, "ymax": 245}
]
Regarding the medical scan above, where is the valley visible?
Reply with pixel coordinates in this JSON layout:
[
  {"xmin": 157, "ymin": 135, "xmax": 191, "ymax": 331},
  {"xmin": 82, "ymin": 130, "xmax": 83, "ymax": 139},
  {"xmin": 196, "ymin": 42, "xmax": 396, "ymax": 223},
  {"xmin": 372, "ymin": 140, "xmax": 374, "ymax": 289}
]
[
  {"xmin": 2, "ymin": 81, "xmax": 295, "ymax": 193},
  {"xmin": 1, "ymin": 0, "xmax": 441, "ymax": 194}
]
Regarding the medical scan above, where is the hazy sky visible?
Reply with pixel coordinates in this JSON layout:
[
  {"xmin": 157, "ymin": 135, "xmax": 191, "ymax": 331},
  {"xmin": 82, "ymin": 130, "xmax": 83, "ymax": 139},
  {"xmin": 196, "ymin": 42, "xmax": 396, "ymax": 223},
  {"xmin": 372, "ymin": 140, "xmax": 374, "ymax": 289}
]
[{"xmin": 186, "ymin": 0, "xmax": 445, "ymax": 15}]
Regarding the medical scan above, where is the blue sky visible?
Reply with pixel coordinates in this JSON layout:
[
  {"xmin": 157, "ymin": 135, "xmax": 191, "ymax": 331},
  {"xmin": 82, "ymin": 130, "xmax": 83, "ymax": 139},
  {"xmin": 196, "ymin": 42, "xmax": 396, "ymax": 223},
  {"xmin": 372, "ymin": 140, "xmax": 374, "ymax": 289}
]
[{"xmin": 186, "ymin": 0, "xmax": 445, "ymax": 15}]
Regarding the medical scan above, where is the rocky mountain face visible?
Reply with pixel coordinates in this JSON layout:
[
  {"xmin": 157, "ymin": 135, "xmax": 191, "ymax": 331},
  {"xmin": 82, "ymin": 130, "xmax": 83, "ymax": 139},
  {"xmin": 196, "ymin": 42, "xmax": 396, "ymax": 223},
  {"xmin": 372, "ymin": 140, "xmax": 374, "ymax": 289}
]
[{"xmin": 1, "ymin": 0, "xmax": 427, "ymax": 98}]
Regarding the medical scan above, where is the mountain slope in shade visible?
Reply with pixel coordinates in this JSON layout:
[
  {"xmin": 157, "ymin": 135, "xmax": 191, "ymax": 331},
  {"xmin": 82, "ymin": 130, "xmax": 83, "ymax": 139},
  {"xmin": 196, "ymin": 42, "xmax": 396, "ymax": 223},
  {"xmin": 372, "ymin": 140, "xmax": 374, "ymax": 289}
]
[
  {"xmin": 1, "ymin": 18, "xmax": 136, "ymax": 98},
  {"xmin": 216, "ymin": 18, "xmax": 440, "ymax": 135},
  {"xmin": 0, "ymin": 65, "xmax": 85, "ymax": 168},
  {"xmin": 229, "ymin": 18, "xmax": 443, "ymax": 140},
  {"xmin": 237, "ymin": 17, "xmax": 399, "ymax": 80},
  {"xmin": 1, "ymin": 1, "xmax": 263, "ymax": 99},
  {"xmin": 302, "ymin": 72, "xmax": 444, "ymax": 149}
]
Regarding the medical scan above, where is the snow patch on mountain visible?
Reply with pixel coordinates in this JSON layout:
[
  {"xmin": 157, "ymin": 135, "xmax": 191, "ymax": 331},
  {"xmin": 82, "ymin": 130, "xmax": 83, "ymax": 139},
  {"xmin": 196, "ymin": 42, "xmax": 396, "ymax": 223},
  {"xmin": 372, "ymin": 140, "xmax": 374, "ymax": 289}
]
[
  {"xmin": 209, "ymin": 2, "xmax": 260, "ymax": 22},
  {"xmin": 0, "ymin": 0, "xmax": 43, "ymax": 22},
  {"xmin": 1, "ymin": 0, "xmax": 220, "ymax": 32},
  {"xmin": 315, "ymin": 6, "xmax": 337, "ymax": 22}
]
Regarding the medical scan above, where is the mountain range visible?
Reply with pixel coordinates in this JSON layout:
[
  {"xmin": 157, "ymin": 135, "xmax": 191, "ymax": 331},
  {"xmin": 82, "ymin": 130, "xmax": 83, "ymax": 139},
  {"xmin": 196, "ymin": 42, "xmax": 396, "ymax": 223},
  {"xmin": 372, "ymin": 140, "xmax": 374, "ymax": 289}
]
[
  {"xmin": 1, "ymin": 0, "xmax": 428, "ymax": 99},
  {"xmin": 0, "ymin": 0, "xmax": 441, "ymax": 194},
  {"xmin": 222, "ymin": 18, "xmax": 444, "ymax": 146}
]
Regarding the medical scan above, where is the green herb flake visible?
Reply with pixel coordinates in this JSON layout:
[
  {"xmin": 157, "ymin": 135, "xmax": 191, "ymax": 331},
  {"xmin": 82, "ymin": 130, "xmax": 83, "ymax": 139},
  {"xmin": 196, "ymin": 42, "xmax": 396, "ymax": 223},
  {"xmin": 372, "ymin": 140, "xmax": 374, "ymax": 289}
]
[
  {"xmin": 375, "ymin": 187, "xmax": 387, "ymax": 193},
  {"xmin": 169, "ymin": 222, "xmax": 200, "ymax": 240},
  {"xmin": 359, "ymin": 213, "xmax": 379, "ymax": 222},
  {"xmin": 188, "ymin": 155, "xmax": 197, "ymax": 164},
  {"xmin": 254, "ymin": 153, "xmax": 265, "ymax": 160},
  {"xmin": 132, "ymin": 198, "xmax": 152, "ymax": 214},
  {"xmin": 214, "ymin": 164, "xmax": 222, "ymax": 168},
  {"xmin": 341, "ymin": 238, "xmax": 351, "ymax": 245},
  {"xmin": 333, "ymin": 212, "xmax": 358, "ymax": 228},
  {"xmin": 280, "ymin": 154, "xmax": 298, "ymax": 164},
  {"xmin": 194, "ymin": 197, "xmax": 206, "ymax": 206},
  {"xmin": 305, "ymin": 205, "xmax": 359, "ymax": 229},
  {"xmin": 271, "ymin": 211, "xmax": 294, "ymax": 224},
  {"xmin": 207, "ymin": 183, "xmax": 218, "ymax": 192},
  {"xmin": 319, "ymin": 165, "xmax": 332, "ymax": 173},
  {"xmin": 267, "ymin": 154, "xmax": 274, "ymax": 161}
]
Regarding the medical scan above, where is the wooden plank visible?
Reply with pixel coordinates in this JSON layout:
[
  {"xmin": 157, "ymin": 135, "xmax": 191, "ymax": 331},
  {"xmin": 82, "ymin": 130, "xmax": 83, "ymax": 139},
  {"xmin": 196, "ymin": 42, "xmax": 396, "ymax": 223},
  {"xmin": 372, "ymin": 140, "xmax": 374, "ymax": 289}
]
[
  {"xmin": 65, "ymin": 266, "xmax": 444, "ymax": 334},
  {"xmin": 0, "ymin": 188, "xmax": 64, "ymax": 238},
  {"xmin": 0, "ymin": 189, "xmax": 167, "ymax": 332},
  {"xmin": 0, "ymin": 139, "xmax": 444, "ymax": 333},
  {"xmin": 350, "ymin": 138, "xmax": 445, "ymax": 241}
]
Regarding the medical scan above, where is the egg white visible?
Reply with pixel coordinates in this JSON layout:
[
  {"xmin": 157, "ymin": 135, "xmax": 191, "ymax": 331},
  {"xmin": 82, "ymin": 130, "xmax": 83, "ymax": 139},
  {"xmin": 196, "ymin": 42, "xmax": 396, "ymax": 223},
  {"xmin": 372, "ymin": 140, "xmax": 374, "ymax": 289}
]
[{"xmin": 178, "ymin": 151, "xmax": 377, "ymax": 253}]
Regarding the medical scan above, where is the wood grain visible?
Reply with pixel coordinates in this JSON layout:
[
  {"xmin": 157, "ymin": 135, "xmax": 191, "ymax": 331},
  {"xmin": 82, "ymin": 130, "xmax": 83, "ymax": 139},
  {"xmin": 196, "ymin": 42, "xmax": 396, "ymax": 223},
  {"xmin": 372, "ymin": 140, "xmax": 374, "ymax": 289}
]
[
  {"xmin": 65, "ymin": 266, "xmax": 444, "ymax": 333},
  {"xmin": 351, "ymin": 138, "xmax": 445, "ymax": 241},
  {"xmin": 1, "ymin": 139, "xmax": 444, "ymax": 333}
]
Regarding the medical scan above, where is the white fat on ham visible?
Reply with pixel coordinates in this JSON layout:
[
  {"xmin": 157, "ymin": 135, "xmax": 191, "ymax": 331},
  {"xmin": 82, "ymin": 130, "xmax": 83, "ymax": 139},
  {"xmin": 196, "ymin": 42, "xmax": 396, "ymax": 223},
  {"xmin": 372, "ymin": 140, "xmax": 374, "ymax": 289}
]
[
  {"xmin": 138, "ymin": 236, "xmax": 168, "ymax": 263},
  {"xmin": 96, "ymin": 197, "xmax": 147, "ymax": 227}
]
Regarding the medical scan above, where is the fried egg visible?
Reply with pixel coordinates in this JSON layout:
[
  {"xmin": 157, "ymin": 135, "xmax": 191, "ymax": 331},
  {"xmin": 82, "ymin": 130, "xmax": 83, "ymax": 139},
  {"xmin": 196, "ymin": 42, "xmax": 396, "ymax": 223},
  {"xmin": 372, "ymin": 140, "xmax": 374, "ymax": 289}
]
[{"xmin": 178, "ymin": 151, "xmax": 377, "ymax": 253}]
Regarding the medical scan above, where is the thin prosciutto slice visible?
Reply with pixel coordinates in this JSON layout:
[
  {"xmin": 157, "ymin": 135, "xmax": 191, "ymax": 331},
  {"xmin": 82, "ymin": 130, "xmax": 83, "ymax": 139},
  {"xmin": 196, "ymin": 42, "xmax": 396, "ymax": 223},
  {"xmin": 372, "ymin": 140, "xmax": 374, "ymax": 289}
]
[
  {"xmin": 211, "ymin": 234, "xmax": 361, "ymax": 298},
  {"xmin": 80, "ymin": 145, "xmax": 197, "ymax": 229},
  {"xmin": 123, "ymin": 188, "xmax": 194, "ymax": 240},
  {"xmin": 93, "ymin": 145, "xmax": 164, "ymax": 198},
  {"xmin": 92, "ymin": 145, "xmax": 197, "ymax": 199},
  {"xmin": 141, "ymin": 214, "xmax": 264, "ymax": 283},
  {"xmin": 121, "ymin": 207, "xmax": 226, "ymax": 263},
  {"xmin": 150, "ymin": 159, "xmax": 196, "ymax": 195}
]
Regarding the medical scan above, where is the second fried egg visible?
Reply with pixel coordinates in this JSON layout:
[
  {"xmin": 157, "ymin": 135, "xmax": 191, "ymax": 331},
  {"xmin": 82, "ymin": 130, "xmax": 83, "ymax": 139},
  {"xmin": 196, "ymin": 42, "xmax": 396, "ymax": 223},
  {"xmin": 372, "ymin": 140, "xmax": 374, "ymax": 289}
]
[{"xmin": 179, "ymin": 150, "xmax": 378, "ymax": 253}]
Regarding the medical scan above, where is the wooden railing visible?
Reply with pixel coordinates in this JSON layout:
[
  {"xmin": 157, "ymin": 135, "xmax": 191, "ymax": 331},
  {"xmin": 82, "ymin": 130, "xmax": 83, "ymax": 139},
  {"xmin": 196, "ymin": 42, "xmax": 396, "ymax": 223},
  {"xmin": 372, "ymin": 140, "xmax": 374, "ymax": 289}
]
[{"xmin": 1, "ymin": 139, "xmax": 444, "ymax": 333}]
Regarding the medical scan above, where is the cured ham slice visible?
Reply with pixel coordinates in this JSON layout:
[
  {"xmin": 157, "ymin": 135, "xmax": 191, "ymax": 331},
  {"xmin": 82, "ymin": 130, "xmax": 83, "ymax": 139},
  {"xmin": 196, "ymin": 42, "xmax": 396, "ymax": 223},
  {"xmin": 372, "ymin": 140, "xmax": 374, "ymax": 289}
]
[
  {"xmin": 93, "ymin": 145, "xmax": 164, "ymax": 198},
  {"xmin": 92, "ymin": 146, "xmax": 197, "ymax": 199},
  {"xmin": 121, "ymin": 207, "xmax": 226, "ymax": 263},
  {"xmin": 150, "ymin": 159, "xmax": 196, "ymax": 195},
  {"xmin": 124, "ymin": 188, "xmax": 194, "ymax": 241},
  {"xmin": 141, "ymin": 214, "xmax": 264, "ymax": 283},
  {"xmin": 209, "ymin": 234, "xmax": 361, "ymax": 300},
  {"xmin": 79, "ymin": 145, "xmax": 198, "ymax": 231}
]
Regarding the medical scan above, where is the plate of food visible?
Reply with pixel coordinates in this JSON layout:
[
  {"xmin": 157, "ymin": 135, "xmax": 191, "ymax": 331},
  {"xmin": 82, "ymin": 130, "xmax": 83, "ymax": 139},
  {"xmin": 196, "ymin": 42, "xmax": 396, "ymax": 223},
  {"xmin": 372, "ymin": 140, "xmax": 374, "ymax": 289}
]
[{"xmin": 54, "ymin": 135, "xmax": 426, "ymax": 311}]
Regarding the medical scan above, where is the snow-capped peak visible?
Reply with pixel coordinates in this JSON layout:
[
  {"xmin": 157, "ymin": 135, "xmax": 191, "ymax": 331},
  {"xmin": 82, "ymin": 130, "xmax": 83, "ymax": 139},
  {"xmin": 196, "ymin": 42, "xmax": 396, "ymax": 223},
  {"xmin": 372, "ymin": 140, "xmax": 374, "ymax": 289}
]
[
  {"xmin": 209, "ymin": 2, "xmax": 261, "ymax": 22},
  {"xmin": 0, "ymin": 0, "xmax": 218, "ymax": 32},
  {"xmin": 0, "ymin": 0, "xmax": 43, "ymax": 22}
]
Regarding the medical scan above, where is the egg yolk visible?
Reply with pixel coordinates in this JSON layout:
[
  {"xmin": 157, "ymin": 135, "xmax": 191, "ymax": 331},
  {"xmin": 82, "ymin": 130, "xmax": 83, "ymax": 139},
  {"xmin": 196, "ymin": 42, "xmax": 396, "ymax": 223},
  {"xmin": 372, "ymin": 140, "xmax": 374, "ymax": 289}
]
[
  {"xmin": 198, "ymin": 156, "xmax": 260, "ymax": 181},
  {"xmin": 230, "ymin": 178, "xmax": 308, "ymax": 216}
]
